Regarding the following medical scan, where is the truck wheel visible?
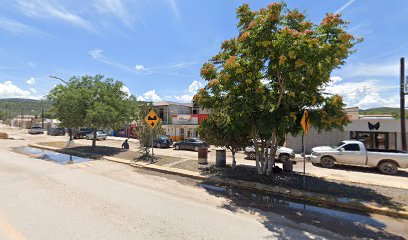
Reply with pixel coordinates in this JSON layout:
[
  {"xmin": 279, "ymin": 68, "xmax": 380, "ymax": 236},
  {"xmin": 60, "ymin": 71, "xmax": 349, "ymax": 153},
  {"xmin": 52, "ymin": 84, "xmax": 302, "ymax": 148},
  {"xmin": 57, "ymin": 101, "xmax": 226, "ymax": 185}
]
[
  {"xmin": 378, "ymin": 161, "xmax": 398, "ymax": 175},
  {"xmin": 321, "ymin": 156, "xmax": 335, "ymax": 168},
  {"xmin": 175, "ymin": 145, "xmax": 180, "ymax": 150},
  {"xmin": 248, "ymin": 152, "xmax": 256, "ymax": 160}
]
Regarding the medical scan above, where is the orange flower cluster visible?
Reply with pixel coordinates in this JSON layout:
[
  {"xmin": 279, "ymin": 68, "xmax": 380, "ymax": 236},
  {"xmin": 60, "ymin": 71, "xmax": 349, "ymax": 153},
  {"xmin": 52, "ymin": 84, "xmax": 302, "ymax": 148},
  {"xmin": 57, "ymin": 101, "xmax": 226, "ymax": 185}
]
[
  {"xmin": 208, "ymin": 78, "xmax": 219, "ymax": 88},
  {"xmin": 280, "ymin": 27, "xmax": 302, "ymax": 37},
  {"xmin": 238, "ymin": 31, "xmax": 250, "ymax": 42},
  {"xmin": 200, "ymin": 63, "xmax": 216, "ymax": 80},
  {"xmin": 339, "ymin": 33, "xmax": 354, "ymax": 43},
  {"xmin": 224, "ymin": 56, "xmax": 239, "ymax": 69},
  {"xmin": 321, "ymin": 13, "xmax": 343, "ymax": 26}
]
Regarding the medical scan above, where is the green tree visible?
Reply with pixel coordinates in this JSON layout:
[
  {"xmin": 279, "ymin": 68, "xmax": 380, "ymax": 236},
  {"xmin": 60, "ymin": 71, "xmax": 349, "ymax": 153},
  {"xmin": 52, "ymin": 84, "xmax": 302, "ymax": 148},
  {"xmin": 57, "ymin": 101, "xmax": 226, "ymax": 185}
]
[
  {"xmin": 133, "ymin": 102, "xmax": 164, "ymax": 162},
  {"xmin": 198, "ymin": 111, "xmax": 250, "ymax": 168},
  {"xmin": 48, "ymin": 75, "xmax": 138, "ymax": 148},
  {"xmin": 194, "ymin": 2, "xmax": 359, "ymax": 175}
]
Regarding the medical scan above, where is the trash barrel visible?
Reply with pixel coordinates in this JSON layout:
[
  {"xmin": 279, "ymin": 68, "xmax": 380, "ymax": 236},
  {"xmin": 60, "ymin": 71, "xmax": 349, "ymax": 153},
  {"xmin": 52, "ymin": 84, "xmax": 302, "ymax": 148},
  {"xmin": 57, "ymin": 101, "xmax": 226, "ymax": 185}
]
[
  {"xmin": 283, "ymin": 160, "xmax": 293, "ymax": 172},
  {"xmin": 215, "ymin": 149, "xmax": 226, "ymax": 167},
  {"xmin": 198, "ymin": 147, "xmax": 208, "ymax": 164}
]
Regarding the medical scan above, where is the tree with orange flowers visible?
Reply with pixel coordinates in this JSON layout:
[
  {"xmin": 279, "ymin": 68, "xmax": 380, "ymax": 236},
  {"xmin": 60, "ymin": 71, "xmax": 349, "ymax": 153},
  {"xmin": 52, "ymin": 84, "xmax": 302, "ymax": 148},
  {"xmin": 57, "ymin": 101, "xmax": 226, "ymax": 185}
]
[{"xmin": 194, "ymin": 2, "xmax": 360, "ymax": 175}]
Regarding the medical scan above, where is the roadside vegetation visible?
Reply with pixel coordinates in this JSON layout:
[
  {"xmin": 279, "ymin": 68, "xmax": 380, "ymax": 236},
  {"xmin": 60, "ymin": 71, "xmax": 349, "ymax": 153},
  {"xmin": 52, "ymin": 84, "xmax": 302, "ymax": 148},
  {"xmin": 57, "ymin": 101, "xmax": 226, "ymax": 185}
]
[
  {"xmin": 194, "ymin": 2, "xmax": 361, "ymax": 175},
  {"xmin": 47, "ymin": 75, "xmax": 138, "ymax": 148}
]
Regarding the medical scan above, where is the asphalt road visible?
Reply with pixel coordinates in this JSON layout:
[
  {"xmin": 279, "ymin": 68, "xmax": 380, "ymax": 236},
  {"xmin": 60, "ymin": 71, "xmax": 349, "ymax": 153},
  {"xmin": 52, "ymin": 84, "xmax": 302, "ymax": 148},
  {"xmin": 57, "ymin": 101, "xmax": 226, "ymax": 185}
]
[{"xmin": 0, "ymin": 126, "xmax": 407, "ymax": 239}]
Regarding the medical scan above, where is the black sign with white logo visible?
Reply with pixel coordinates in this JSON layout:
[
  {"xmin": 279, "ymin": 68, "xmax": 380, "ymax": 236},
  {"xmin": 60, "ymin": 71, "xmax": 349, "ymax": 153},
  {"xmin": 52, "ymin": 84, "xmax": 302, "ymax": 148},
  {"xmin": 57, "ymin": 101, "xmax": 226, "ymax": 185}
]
[{"xmin": 368, "ymin": 122, "xmax": 380, "ymax": 130}]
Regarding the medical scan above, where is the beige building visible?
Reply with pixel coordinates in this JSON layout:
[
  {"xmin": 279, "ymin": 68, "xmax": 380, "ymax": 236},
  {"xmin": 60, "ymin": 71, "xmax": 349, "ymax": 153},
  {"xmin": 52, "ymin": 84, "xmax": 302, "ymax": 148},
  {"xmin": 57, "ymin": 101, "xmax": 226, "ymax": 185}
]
[
  {"xmin": 153, "ymin": 101, "xmax": 210, "ymax": 141},
  {"xmin": 286, "ymin": 107, "xmax": 408, "ymax": 153}
]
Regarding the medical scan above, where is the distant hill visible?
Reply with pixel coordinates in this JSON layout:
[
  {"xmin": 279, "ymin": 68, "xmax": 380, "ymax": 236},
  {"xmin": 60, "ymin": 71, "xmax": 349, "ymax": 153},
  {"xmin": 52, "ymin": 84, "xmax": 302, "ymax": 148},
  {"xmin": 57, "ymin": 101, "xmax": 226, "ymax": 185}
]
[
  {"xmin": 0, "ymin": 98, "xmax": 52, "ymax": 119},
  {"xmin": 360, "ymin": 107, "xmax": 408, "ymax": 118}
]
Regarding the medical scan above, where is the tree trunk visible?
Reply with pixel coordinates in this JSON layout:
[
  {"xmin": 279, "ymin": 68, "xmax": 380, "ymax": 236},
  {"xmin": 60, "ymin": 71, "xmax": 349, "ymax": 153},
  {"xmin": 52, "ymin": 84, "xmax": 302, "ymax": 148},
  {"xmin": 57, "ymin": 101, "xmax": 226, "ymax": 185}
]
[
  {"xmin": 68, "ymin": 128, "xmax": 72, "ymax": 141},
  {"xmin": 266, "ymin": 135, "xmax": 279, "ymax": 175},
  {"xmin": 231, "ymin": 149, "xmax": 236, "ymax": 169},
  {"xmin": 92, "ymin": 128, "xmax": 97, "ymax": 149},
  {"xmin": 254, "ymin": 140, "xmax": 262, "ymax": 174}
]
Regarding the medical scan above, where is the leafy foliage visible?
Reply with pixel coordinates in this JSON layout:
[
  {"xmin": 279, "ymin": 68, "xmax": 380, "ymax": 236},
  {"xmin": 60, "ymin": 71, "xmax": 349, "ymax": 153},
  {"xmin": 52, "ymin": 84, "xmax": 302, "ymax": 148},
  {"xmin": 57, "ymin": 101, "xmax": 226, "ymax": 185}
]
[
  {"xmin": 48, "ymin": 75, "xmax": 138, "ymax": 147},
  {"xmin": 194, "ymin": 2, "xmax": 360, "ymax": 175},
  {"xmin": 198, "ymin": 111, "xmax": 250, "ymax": 168},
  {"xmin": 132, "ymin": 101, "xmax": 164, "ymax": 160}
]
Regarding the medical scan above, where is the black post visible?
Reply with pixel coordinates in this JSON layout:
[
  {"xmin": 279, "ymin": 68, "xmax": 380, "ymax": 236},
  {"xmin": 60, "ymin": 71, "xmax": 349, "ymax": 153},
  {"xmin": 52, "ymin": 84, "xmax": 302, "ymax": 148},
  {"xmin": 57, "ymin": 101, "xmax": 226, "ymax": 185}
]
[
  {"xmin": 302, "ymin": 133, "xmax": 306, "ymax": 188},
  {"xmin": 401, "ymin": 57, "xmax": 407, "ymax": 151}
]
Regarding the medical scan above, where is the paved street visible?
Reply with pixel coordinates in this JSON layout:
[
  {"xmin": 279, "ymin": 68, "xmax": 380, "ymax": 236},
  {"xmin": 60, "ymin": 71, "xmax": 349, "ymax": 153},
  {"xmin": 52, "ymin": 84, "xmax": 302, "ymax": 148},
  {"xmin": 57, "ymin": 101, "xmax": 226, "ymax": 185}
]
[{"xmin": 0, "ymin": 126, "xmax": 407, "ymax": 239}]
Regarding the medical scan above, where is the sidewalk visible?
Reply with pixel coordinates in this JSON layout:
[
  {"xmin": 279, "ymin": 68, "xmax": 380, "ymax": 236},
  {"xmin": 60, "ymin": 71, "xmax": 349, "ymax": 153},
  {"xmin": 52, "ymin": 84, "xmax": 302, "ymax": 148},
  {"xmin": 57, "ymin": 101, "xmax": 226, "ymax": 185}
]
[{"xmin": 28, "ymin": 142, "xmax": 408, "ymax": 218}]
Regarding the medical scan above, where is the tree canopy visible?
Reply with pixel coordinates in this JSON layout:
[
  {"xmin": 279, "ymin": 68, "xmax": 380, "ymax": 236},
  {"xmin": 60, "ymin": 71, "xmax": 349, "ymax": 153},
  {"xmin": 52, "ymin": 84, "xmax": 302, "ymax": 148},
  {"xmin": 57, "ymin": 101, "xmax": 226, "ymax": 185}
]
[
  {"xmin": 194, "ymin": 2, "xmax": 360, "ymax": 174},
  {"xmin": 48, "ymin": 75, "xmax": 138, "ymax": 147}
]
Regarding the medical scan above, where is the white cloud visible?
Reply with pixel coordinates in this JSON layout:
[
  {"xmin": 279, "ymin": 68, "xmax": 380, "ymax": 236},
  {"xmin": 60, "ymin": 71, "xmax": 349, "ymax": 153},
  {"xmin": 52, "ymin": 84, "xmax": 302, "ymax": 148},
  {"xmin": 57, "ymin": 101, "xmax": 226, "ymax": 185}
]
[
  {"xmin": 29, "ymin": 88, "xmax": 37, "ymax": 93},
  {"xmin": 18, "ymin": 0, "xmax": 94, "ymax": 32},
  {"xmin": 89, "ymin": 48, "xmax": 134, "ymax": 72},
  {"xmin": 135, "ymin": 64, "xmax": 149, "ymax": 72},
  {"xmin": 174, "ymin": 94, "xmax": 193, "ymax": 102},
  {"xmin": 168, "ymin": 61, "xmax": 197, "ymax": 69},
  {"xmin": 339, "ymin": 62, "xmax": 399, "ymax": 78},
  {"xmin": 0, "ymin": 17, "xmax": 45, "ymax": 35},
  {"xmin": 188, "ymin": 80, "xmax": 203, "ymax": 94},
  {"xmin": 0, "ymin": 81, "xmax": 39, "ymax": 99},
  {"xmin": 25, "ymin": 77, "xmax": 36, "ymax": 85},
  {"xmin": 121, "ymin": 85, "xmax": 131, "ymax": 96},
  {"xmin": 325, "ymin": 78, "xmax": 400, "ymax": 109},
  {"xmin": 137, "ymin": 90, "xmax": 161, "ymax": 102},
  {"xmin": 95, "ymin": 0, "xmax": 133, "ymax": 27},
  {"xmin": 335, "ymin": 0, "xmax": 356, "ymax": 14},
  {"xmin": 167, "ymin": 0, "xmax": 180, "ymax": 19}
]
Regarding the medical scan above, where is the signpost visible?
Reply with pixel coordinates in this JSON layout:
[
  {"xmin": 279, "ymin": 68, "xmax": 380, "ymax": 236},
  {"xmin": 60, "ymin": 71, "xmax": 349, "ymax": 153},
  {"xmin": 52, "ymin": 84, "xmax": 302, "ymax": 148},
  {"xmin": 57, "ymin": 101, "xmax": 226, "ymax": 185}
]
[
  {"xmin": 300, "ymin": 110, "xmax": 311, "ymax": 188},
  {"xmin": 145, "ymin": 110, "xmax": 160, "ymax": 162}
]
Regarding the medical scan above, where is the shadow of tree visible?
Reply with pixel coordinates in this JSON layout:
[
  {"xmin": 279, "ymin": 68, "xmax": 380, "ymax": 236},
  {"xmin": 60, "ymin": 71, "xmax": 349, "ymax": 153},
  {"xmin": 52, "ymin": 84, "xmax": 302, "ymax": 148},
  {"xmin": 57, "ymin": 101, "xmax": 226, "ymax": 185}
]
[
  {"xmin": 199, "ymin": 165, "xmax": 407, "ymax": 211},
  {"xmin": 65, "ymin": 146, "xmax": 128, "ymax": 159},
  {"xmin": 198, "ymin": 181, "xmax": 406, "ymax": 239}
]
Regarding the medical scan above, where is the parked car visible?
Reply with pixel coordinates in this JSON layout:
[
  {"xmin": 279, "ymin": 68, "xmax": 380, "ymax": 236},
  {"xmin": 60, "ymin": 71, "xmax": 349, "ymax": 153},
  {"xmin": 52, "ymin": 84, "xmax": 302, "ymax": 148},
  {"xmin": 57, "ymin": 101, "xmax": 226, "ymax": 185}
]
[
  {"xmin": 307, "ymin": 140, "xmax": 408, "ymax": 175},
  {"xmin": 244, "ymin": 145, "xmax": 296, "ymax": 162},
  {"xmin": 86, "ymin": 130, "xmax": 107, "ymax": 141},
  {"xmin": 153, "ymin": 136, "xmax": 173, "ymax": 148},
  {"xmin": 47, "ymin": 128, "xmax": 66, "ymax": 136},
  {"xmin": 73, "ymin": 128, "xmax": 93, "ymax": 139},
  {"xmin": 28, "ymin": 126, "xmax": 44, "ymax": 134},
  {"xmin": 173, "ymin": 138, "xmax": 208, "ymax": 151}
]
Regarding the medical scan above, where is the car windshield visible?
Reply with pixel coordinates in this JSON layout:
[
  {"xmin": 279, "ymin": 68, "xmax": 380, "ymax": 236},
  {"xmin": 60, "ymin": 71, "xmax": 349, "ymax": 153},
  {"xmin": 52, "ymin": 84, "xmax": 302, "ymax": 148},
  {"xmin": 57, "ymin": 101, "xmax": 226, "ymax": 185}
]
[{"xmin": 331, "ymin": 141, "xmax": 346, "ymax": 149}]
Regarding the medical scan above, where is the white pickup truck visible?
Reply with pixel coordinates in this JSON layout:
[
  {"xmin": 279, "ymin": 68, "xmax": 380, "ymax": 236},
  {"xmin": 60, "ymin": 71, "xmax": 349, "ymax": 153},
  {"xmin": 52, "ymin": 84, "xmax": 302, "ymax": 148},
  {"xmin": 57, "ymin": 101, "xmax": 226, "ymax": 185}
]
[
  {"xmin": 245, "ymin": 146, "xmax": 296, "ymax": 162},
  {"xmin": 308, "ymin": 140, "xmax": 408, "ymax": 175}
]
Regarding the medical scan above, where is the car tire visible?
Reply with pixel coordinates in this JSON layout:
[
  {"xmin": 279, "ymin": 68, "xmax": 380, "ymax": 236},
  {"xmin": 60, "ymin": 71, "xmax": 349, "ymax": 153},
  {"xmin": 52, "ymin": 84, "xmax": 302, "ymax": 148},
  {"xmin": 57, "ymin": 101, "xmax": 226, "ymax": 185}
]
[
  {"xmin": 320, "ymin": 156, "xmax": 335, "ymax": 168},
  {"xmin": 156, "ymin": 143, "xmax": 161, "ymax": 148},
  {"xmin": 175, "ymin": 145, "xmax": 180, "ymax": 150},
  {"xmin": 194, "ymin": 146, "xmax": 199, "ymax": 152},
  {"xmin": 248, "ymin": 152, "xmax": 256, "ymax": 160},
  {"xmin": 378, "ymin": 161, "xmax": 398, "ymax": 175}
]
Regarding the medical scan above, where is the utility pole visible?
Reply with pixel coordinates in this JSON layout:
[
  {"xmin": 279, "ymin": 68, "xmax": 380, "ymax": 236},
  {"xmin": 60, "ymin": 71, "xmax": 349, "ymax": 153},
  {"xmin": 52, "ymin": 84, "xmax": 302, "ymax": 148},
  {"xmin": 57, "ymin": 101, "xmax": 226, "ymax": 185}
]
[
  {"xmin": 41, "ymin": 106, "xmax": 44, "ymax": 129},
  {"xmin": 20, "ymin": 108, "xmax": 24, "ymax": 128},
  {"xmin": 400, "ymin": 57, "xmax": 407, "ymax": 151},
  {"xmin": 5, "ymin": 104, "xmax": 8, "ymax": 124}
]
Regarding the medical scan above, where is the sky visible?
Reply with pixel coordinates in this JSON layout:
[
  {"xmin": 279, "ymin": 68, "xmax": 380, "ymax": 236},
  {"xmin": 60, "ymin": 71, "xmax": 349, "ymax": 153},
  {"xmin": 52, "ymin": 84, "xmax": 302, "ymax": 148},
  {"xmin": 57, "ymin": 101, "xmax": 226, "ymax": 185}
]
[{"xmin": 0, "ymin": 0, "xmax": 407, "ymax": 109}]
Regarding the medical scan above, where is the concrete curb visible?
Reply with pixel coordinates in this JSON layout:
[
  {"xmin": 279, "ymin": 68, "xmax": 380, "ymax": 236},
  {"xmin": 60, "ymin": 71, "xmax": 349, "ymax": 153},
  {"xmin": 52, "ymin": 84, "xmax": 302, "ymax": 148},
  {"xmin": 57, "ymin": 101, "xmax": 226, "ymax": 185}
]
[{"xmin": 29, "ymin": 143, "xmax": 408, "ymax": 219}]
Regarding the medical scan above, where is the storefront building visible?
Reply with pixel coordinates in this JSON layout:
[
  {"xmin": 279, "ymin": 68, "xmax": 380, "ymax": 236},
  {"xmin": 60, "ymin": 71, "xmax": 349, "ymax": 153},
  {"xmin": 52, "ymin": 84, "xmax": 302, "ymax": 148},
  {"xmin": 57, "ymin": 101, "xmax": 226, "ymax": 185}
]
[
  {"xmin": 153, "ymin": 101, "xmax": 209, "ymax": 141},
  {"xmin": 285, "ymin": 108, "xmax": 408, "ymax": 153}
]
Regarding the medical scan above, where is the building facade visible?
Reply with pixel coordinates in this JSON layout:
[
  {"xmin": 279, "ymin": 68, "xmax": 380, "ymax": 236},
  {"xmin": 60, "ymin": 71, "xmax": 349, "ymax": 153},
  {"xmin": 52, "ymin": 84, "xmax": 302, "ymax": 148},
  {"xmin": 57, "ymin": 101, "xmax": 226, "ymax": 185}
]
[
  {"xmin": 285, "ymin": 108, "xmax": 408, "ymax": 153},
  {"xmin": 153, "ymin": 101, "xmax": 209, "ymax": 141}
]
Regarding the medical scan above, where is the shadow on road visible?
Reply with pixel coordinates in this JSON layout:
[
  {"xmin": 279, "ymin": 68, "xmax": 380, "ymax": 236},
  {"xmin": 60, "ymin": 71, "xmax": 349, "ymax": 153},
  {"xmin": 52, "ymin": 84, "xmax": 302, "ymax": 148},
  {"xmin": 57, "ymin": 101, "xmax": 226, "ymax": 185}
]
[
  {"xmin": 199, "ymin": 165, "xmax": 406, "ymax": 211},
  {"xmin": 199, "ymin": 182, "xmax": 405, "ymax": 239}
]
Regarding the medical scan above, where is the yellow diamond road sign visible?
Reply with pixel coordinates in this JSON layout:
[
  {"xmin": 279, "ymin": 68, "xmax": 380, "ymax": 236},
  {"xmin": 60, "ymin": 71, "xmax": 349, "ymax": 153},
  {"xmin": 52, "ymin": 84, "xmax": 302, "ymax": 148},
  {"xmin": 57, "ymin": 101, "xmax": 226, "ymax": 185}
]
[
  {"xmin": 301, "ymin": 110, "xmax": 311, "ymax": 134},
  {"xmin": 145, "ymin": 110, "xmax": 160, "ymax": 129}
]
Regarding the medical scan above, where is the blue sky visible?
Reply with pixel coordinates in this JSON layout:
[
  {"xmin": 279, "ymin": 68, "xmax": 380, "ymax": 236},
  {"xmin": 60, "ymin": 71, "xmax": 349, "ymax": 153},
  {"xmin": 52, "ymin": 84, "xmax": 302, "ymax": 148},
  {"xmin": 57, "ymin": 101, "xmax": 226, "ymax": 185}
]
[{"xmin": 0, "ymin": 0, "xmax": 407, "ymax": 109}]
